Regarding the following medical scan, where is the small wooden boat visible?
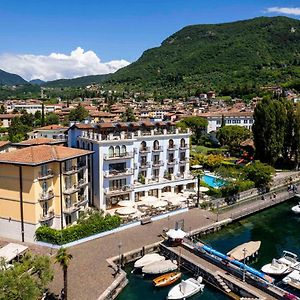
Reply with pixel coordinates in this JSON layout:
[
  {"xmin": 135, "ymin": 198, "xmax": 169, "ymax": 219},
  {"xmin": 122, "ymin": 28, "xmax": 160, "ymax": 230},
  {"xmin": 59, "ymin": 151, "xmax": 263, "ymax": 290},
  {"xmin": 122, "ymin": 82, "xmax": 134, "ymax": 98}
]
[{"xmin": 153, "ymin": 272, "xmax": 181, "ymax": 287}]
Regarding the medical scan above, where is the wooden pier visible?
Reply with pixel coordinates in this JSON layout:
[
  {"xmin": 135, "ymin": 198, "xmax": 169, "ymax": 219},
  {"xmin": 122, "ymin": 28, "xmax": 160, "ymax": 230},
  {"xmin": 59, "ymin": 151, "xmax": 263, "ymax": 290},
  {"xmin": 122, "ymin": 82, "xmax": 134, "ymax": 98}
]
[{"xmin": 160, "ymin": 242, "xmax": 288, "ymax": 300}]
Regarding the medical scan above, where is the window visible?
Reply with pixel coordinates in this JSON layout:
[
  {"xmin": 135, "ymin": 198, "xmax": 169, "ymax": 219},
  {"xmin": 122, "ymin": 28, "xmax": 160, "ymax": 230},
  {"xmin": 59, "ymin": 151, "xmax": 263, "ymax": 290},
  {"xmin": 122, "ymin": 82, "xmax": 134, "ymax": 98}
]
[
  {"xmin": 153, "ymin": 169, "xmax": 159, "ymax": 177},
  {"xmin": 109, "ymin": 179, "xmax": 127, "ymax": 190},
  {"xmin": 121, "ymin": 145, "xmax": 126, "ymax": 155},
  {"xmin": 41, "ymin": 164, "xmax": 48, "ymax": 176},
  {"xmin": 140, "ymin": 141, "xmax": 147, "ymax": 151},
  {"xmin": 115, "ymin": 146, "xmax": 120, "ymax": 157},
  {"xmin": 42, "ymin": 202, "xmax": 49, "ymax": 216},
  {"xmin": 244, "ymin": 119, "xmax": 248, "ymax": 124},
  {"xmin": 153, "ymin": 154, "xmax": 160, "ymax": 163},
  {"xmin": 216, "ymin": 120, "xmax": 221, "ymax": 125},
  {"xmin": 153, "ymin": 140, "xmax": 159, "ymax": 150},
  {"xmin": 108, "ymin": 146, "xmax": 114, "ymax": 158},
  {"xmin": 180, "ymin": 166, "xmax": 185, "ymax": 174},
  {"xmin": 180, "ymin": 138, "xmax": 186, "ymax": 148},
  {"xmin": 249, "ymin": 119, "xmax": 253, "ymax": 124},
  {"xmin": 168, "ymin": 139, "xmax": 174, "ymax": 148},
  {"xmin": 65, "ymin": 215, "xmax": 72, "ymax": 225},
  {"xmin": 168, "ymin": 167, "xmax": 174, "ymax": 174},
  {"xmin": 42, "ymin": 181, "xmax": 48, "ymax": 192},
  {"xmin": 168, "ymin": 153, "xmax": 174, "ymax": 162}
]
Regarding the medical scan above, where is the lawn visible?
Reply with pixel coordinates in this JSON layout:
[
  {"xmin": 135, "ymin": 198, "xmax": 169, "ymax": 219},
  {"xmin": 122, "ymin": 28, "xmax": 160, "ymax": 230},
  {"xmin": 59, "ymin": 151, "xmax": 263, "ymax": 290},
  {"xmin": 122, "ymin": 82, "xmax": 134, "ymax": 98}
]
[{"xmin": 192, "ymin": 145, "xmax": 228, "ymax": 155}]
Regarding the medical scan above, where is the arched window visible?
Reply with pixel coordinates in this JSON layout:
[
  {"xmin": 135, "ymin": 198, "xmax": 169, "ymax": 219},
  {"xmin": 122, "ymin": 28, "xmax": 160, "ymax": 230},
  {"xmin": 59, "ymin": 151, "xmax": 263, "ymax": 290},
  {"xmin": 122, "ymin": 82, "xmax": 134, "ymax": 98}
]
[
  {"xmin": 115, "ymin": 146, "xmax": 120, "ymax": 157},
  {"xmin": 42, "ymin": 181, "xmax": 48, "ymax": 192},
  {"xmin": 140, "ymin": 141, "xmax": 146, "ymax": 151},
  {"xmin": 168, "ymin": 139, "xmax": 174, "ymax": 148},
  {"xmin": 153, "ymin": 140, "xmax": 159, "ymax": 150},
  {"xmin": 180, "ymin": 138, "xmax": 185, "ymax": 148},
  {"xmin": 121, "ymin": 145, "xmax": 126, "ymax": 155},
  {"xmin": 108, "ymin": 146, "xmax": 114, "ymax": 158}
]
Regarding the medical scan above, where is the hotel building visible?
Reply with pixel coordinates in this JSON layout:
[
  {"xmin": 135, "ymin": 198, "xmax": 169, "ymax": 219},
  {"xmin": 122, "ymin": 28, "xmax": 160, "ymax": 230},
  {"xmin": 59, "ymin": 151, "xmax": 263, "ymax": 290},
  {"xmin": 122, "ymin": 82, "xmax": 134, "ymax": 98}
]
[
  {"xmin": 0, "ymin": 145, "xmax": 92, "ymax": 242},
  {"xmin": 67, "ymin": 121, "xmax": 195, "ymax": 211}
]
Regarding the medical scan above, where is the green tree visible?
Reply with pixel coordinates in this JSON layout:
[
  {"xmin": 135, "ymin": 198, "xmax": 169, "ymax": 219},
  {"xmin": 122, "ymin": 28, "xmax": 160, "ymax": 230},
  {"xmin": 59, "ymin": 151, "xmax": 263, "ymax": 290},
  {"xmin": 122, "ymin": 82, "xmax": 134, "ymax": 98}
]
[
  {"xmin": 216, "ymin": 125, "xmax": 251, "ymax": 152},
  {"xmin": 177, "ymin": 116, "xmax": 208, "ymax": 144},
  {"xmin": 56, "ymin": 247, "xmax": 73, "ymax": 300},
  {"xmin": 69, "ymin": 105, "xmax": 88, "ymax": 122},
  {"xmin": 0, "ymin": 253, "xmax": 53, "ymax": 300},
  {"xmin": 8, "ymin": 117, "xmax": 31, "ymax": 142},
  {"xmin": 293, "ymin": 104, "xmax": 300, "ymax": 169},
  {"xmin": 121, "ymin": 107, "xmax": 136, "ymax": 122},
  {"xmin": 252, "ymin": 98, "xmax": 287, "ymax": 165},
  {"xmin": 45, "ymin": 112, "xmax": 60, "ymax": 125}
]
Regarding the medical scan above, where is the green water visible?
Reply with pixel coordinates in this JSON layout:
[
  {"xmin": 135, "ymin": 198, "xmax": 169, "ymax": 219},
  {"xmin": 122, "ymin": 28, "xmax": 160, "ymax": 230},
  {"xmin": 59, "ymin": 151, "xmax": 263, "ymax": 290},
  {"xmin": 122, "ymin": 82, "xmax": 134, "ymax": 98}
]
[{"xmin": 118, "ymin": 197, "xmax": 300, "ymax": 299}]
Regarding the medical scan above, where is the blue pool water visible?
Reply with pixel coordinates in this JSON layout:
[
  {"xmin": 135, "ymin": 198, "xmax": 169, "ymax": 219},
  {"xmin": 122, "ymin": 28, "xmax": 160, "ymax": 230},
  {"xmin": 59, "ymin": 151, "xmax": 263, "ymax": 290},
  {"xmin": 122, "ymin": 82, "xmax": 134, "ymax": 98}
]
[{"xmin": 202, "ymin": 174, "xmax": 225, "ymax": 188}]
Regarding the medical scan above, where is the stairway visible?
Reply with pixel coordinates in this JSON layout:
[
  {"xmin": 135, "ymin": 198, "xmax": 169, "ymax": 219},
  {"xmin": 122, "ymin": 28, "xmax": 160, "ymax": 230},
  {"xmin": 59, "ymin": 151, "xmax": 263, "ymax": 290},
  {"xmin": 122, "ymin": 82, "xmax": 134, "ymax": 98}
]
[{"xmin": 213, "ymin": 273, "xmax": 232, "ymax": 293}]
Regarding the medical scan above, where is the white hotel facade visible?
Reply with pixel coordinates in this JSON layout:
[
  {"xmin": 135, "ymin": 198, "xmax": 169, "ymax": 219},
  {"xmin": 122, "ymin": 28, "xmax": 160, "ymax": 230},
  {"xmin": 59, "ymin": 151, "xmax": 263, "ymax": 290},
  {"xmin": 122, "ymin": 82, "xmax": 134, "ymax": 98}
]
[{"xmin": 67, "ymin": 122, "xmax": 195, "ymax": 211}]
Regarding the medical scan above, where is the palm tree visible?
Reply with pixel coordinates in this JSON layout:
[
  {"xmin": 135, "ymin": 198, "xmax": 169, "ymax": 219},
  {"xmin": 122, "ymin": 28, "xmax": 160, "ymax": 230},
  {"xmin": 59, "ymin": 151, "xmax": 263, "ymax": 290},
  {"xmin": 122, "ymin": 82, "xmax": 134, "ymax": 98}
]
[{"xmin": 55, "ymin": 247, "xmax": 73, "ymax": 300}]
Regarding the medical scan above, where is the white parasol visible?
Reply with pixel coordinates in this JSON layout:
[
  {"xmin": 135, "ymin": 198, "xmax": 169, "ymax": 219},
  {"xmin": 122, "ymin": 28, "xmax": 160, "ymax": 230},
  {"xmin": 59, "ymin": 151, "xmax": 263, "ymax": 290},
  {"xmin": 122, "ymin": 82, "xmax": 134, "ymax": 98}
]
[
  {"xmin": 140, "ymin": 196, "xmax": 159, "ymax": 206},
  {"xmin": 118, "ymin": 200, "xmax": 135, "ymax": 207},
  {"xmin": 166, "ymin": 229, "xmax": 187, "ymax": 239},
  {"xmin": 199, "ymin": 187, "xmax": 209, "ymax": 192},
  {"xmin": 116, "ymin": 207, "xmax": 137, "ymax": 215},
  {"xmin": 152, "ymin": 200, "xmax": 168, "ymax": 208}
]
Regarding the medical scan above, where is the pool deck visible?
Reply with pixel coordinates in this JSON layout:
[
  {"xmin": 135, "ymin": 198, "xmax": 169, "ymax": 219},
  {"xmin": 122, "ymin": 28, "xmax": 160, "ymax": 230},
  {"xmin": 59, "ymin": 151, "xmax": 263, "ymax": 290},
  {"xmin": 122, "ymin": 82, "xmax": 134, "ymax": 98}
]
[{"xmin": 47, "ymin": 178, "xmax": 300, "ymax": 300}]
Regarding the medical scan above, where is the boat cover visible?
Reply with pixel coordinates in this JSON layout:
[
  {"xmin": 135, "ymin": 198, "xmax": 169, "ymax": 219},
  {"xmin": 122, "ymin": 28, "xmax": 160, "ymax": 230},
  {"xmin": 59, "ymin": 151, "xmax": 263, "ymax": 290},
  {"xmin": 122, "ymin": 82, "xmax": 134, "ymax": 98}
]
[
  {"xmin": 134, "ymin": 253, "xmax": 165, "ymax": 268},
  {"xmin": 142, "ymin": 259, "xmax": 177, "ymax": 274}
]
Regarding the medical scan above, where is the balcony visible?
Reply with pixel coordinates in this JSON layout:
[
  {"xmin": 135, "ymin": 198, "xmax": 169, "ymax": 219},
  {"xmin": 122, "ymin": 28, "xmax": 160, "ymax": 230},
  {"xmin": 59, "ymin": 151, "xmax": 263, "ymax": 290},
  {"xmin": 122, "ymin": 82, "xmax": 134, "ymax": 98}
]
[
  {"xmin": 167, "ymin": 145, "xmax": 178, "ymax": 151},
  {"xmin": 77, "ymin": 161, "xmax": 87, "ymax": 172},
  {"xmin": 103, "ymin": 152, "xmax": 134, "ymax": 161},
  {"xmin": 38, "ymin": 169, "xmax": 54, "ymax": 181},
  {"xmin": 152, "ymin": 146, "xmax": 163, "ymax": 152},
  {"xmin": 179, "ymin": 158, "xmax": 189, "ymax": 164},
  {"xmin": 77, "ymin": 179, "xmax": 88, "ymax": 189},
  {"xmin": 140, "ymin": 161, "xmax": 151, "ymax": 169},
  {"xmin": 179, "ymin": 144, "xmax": 189, "ymax": 150},
  {"xmin": 105, "ymin": 185, "xmax": 134, "ymax": 196},
  {"xmin": 152, "ymin": 160, "xmax": 164, "ymax": 167},
  {"xmin": 103, "ymin": 168, "xmax": 134, "ymax": 178},
  {"xmin": 167, "ymin": 159, "xmax": 178, "ymax": 165},
  {"xmin": 63, "ymin": 204, "xmax": 80, "ymax": 214},
  {"xmin": 63, "ymin": 165, "xmax": 78, "ymax": 176},
  {"xmin": 77, "ymin": 196, "xmax": 89, "ymax": 207},
  {"xmin": 63, "ymin": 184, "xmax": 80, "ymax": 195},
  {"xmin": 39, "ymin": 191, "xmax": 55, "ymax": 202},
  {"xmin": 139, "ymin": 147, "xmax": 150, "ymax": 154},
  {"xmin": 39, "ymin": 210, "xmax": 55, "ymax": 223}
]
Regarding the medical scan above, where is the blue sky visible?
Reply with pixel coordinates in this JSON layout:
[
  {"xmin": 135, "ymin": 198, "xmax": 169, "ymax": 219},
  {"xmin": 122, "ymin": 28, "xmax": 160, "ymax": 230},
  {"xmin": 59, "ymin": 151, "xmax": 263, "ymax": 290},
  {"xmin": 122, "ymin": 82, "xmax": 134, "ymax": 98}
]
[{"xmin": 0, "ymin": 0, "xmax": 299, "ymax": 80}]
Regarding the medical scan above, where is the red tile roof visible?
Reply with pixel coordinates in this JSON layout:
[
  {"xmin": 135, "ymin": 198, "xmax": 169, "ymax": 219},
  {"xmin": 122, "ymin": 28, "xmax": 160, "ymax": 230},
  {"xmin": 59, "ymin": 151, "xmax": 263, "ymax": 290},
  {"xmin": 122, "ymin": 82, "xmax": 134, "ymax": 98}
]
[
  {"xmin": 16, "ymin": 138, "xmax": 65, "ymax": 146},
  {"xmin": 36, "ymin": 125, "xmax": 68, "ymax": 131},
  {"xmin": 0, "ymin": 145, "xmax": 92, "ymax": 165},
  {"xmin": 0, "ymin": 141, "xmax": 10, "ymax": 148}
]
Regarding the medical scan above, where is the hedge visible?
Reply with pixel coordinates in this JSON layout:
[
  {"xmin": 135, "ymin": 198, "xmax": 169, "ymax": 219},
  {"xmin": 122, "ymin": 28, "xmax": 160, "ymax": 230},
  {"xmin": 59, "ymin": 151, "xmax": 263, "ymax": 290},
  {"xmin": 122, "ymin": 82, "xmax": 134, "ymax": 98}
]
[{"xmin": 35, "ymin": 211, "xmax": 121, "ymax": 245}]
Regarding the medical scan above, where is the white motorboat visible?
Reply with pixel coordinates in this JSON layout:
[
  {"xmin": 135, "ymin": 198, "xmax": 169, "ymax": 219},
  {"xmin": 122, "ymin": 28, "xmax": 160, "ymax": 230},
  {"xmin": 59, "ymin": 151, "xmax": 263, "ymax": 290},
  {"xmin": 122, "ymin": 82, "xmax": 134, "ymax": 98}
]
[
  {"xmin": 134, "ymin": 253, "xmax": 165, "ymax": 269},
  {"xmin": 291, "ymin": 203, "xmax": 300, "ymax": 214},
  {"xmin": 167, "ymin": 276, "xmax": 205, "ymax": 300},
  {"xmin": 142, "ymin": 259, "xmax": 177, "ymax": 275},
  {"xmin": 278, "ymin": 251, "xmax": 298, "ymax": 267},
  {"xmin": 261, "ymin": 259, "xmax": 291, "ymax": 276}
]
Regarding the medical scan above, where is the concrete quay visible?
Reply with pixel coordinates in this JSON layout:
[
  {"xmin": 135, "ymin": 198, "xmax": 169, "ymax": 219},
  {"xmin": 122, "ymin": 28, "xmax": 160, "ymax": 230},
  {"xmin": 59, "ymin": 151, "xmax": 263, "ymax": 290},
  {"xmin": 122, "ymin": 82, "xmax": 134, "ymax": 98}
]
[{"xmin": 48, "ymin": 180, "xmax": 299, "ymax": 300}]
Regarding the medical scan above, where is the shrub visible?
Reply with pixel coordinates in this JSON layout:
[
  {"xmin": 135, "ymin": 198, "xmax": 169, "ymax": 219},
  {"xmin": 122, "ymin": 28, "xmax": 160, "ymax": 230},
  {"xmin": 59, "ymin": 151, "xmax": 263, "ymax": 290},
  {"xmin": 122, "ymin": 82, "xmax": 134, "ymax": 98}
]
[{"xmin": 35, "ymin": 210, "xmax": 121, "ymax": 245}]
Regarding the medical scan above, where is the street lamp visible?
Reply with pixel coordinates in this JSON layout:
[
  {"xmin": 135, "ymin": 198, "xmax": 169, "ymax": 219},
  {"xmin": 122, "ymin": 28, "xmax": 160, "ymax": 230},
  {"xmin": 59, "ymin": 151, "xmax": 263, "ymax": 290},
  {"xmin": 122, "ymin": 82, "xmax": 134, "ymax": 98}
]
[
  {"xmin": 242, "ymin": 247, "xmax": 247, "ymax": 282},
  {"xmin": 191, "ymin": 165, "xmax": 203, "ymax": 208},
  {"xmin": 118, "ymin": 241, "xmax": 122, "ymax": 273}
]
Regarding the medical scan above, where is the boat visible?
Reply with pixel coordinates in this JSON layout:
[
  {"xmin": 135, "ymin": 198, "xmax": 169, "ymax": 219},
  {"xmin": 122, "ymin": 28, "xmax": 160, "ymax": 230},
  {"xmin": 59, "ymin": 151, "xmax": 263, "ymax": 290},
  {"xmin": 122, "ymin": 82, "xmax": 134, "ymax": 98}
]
[
  {"xmin": 227, "ymin": 241, "xmax": 261, "ymax": 261},
  {"xmin": 261, "ymin": 259, "xmax": 291, "ymax": 276},
  {"xmin": 283, "ymin": 268, "xmax": 300, "ymax": 290},
  {"xmin": 261, "ymin": 251, "xmax": 298, "ymax": 276},
  {"xmin": 167, "ymin": 276, "xmax": 205, "ymax": 299},
  {"xmin": 134, "ymin": 253, "xmax": 165, "ymax": 269},
  {"xmin": 153, "ymin": 272, "xmax": 181, "ymax": 287},
  {"xmin": 142, "ymin": 259, "xmax": 178, "ymax": 275},
  {"xmin": 291, "ymin": 203, "xmax": 300, "ymax": 214}
]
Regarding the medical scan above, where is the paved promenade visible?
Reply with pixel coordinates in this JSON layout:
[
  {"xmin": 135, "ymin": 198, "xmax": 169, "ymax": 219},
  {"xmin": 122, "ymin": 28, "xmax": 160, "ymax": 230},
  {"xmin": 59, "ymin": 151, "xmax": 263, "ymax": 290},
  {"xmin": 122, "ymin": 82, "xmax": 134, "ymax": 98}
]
[{"xmin": 48, "ymin": 183, "xmax": 298, "ymax": 300}]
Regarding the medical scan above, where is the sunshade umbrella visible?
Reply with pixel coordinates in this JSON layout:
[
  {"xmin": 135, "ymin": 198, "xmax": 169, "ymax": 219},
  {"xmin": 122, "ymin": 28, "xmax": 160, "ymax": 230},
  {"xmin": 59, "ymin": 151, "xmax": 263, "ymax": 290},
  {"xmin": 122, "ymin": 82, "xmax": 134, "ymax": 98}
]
[
  {"xmin": 116, "ymin": 207, "xmax": 137, "ymax": 215},
  {"xmin": 140, "ymin": 196, "xmax": 159, "ymax": 206},
  {"xmin": 118, "ymin": 200, "xmax": 135, "ymax": 207},
  {"xmin": 166, "ymin": 229, "xmax": 187, "ymax": 239},
  {"xmin": 152, "ymin": 200, "xmax": 168, "ymax": 208},
  {"xmin": 199, "ymin": 187, "xmax": 209, "ymax": 192}
]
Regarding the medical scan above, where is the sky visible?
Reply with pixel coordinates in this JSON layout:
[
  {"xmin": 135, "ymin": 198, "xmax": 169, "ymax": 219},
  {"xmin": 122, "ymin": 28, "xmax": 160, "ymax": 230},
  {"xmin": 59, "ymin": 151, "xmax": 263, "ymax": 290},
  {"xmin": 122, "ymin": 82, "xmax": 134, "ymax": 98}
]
[{"xmin": 0, "ymin": 0, "xmax": 299, "ymax": 81}]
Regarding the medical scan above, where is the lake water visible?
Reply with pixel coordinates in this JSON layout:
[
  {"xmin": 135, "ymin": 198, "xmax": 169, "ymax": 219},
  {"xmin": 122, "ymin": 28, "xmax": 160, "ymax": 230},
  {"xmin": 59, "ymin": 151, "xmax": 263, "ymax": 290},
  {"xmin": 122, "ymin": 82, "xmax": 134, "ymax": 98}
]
[{"xmin": 117, "ymin": 197, "xmax": 300, "ymax": 299}]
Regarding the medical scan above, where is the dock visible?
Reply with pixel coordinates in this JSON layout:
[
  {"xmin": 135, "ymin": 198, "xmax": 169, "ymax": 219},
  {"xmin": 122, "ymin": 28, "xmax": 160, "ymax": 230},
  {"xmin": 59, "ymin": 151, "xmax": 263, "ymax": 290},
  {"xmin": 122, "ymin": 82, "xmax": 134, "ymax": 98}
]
[{"xmin": 160, "ymin": 241, "xmax": 288, "ymax": 300}]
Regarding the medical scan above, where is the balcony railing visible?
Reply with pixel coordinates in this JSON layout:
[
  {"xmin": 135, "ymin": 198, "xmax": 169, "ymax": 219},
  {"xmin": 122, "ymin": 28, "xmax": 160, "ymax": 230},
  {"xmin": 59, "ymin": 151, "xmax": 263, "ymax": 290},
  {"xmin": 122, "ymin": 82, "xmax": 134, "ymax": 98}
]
[
  {"xmin": 38, "ymin": 169, "xmax": 54, "ymax": 180},
  {"xmin": 63, "ymin": 184, "xmax": 80, "ymax": 195},
  {"xmin": 63, "ymin": 204, "xmax": 80, "ymax": 214},
  {"xmin": 63, "ymin": 165, "xmax": 78, "ymax": 175},
  {"xmin": 179, "ymin": 144, "xmax": 189, "ymax": 150},
  {"xmin": 105, "ymin": 185, "xmax": 134, "ymax": 195},
  {"xmin": 139, "ymin": 146, "xmax": 150, "ymax": 153},
  {"xmin": 103, "ymin": 152, "xmax": 134, "ymax": 160},
  {"xmin": 140, "ymin": 161, "xmax": 151, "ymax": 169},
  {"xmin": 103, "ymin": 168, "xmax": 134, "ymax": 178},
  {"xmin": 39, "ymin": 210, "xmax": 55, "ymax": 223},
  {"xmin": 39, "ymin": 190, "xmax": 55, "ymax": 202},
  {"xmin": 167, "ymin": 145, "xmax": 178, "ymax": 151},
  {"xmin": 167, "ymin": 159, "xmax": 178, "ymax": 165},
  {"xmin": 179, "ymin": 158, "xmax": 189, "ymax": 164},
  {"xmin": 152, "ymin": 160, "xmax": 164, "ymax": 167},
  {"xmin": 77, "ymin": 179, "xmax": 88, "ymax": 188},
  {"xmin": 77, "ymin": 196, "xmax": 89, "ymax": 207},
  {"xmin": 152, "ymin": 146, "xmax": 163, "ymax": 152},
  {"xmin": 77, "ymin": 161, "xmax": 87, "ymax": 171}
]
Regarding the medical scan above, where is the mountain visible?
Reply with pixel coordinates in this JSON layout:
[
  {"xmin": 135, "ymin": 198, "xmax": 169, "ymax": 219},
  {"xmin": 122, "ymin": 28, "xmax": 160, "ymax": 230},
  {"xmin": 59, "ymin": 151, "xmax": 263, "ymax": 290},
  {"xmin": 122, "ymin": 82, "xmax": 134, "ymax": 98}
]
[
  {"xmin": 0, "ymin": 69, "xmax": 28, "ymax": 85},
  {"xmin": 29, "ymin": 79, "xmax": 45, "ymax": 85},
  {"xmin": 107, "ymin": 16, "xmax": 300, "ymax": 93},
  {"xmin": 43, "ymin": 74, "xmax": 110, "ymax": 88}
]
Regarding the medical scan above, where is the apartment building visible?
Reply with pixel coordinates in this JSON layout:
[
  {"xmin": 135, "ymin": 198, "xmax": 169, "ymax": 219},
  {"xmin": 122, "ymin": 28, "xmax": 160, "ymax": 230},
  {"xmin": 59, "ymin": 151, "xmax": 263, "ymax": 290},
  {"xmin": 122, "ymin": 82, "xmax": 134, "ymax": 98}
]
[
  {"xmin": 198, "ymin": 111, "xmax": 254, "ymax": 133},
  {"xmin": 0, "ymin": 145, "xmax": 92, "ymax": 241},
  {"xmin": 27, "ymin": 125, "xmax": 68, "ymax": 141},
  {"xmin": 67, "ymin": 121, "xmax": 195, "ymax": 211}
]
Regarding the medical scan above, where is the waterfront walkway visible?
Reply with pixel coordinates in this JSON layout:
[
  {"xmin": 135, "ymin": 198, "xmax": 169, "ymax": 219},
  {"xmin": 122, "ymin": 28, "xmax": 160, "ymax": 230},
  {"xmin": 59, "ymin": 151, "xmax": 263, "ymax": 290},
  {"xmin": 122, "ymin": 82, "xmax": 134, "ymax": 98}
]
[{"xmin": 48, "ymin": 182, "xmax": 298, "ymax": 299}]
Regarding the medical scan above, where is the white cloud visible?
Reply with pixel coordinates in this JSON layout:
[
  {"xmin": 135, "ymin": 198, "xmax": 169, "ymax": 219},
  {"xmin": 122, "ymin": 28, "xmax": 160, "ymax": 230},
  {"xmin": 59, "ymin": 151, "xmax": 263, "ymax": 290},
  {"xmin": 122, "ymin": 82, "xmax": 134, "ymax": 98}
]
[
  {"xmin": 0, "ymin": 47, "xmax": 130, "ymax": 81},
  {"xmin": 266, "ymin": 7, "xmax": 300, "ymax": 16}
]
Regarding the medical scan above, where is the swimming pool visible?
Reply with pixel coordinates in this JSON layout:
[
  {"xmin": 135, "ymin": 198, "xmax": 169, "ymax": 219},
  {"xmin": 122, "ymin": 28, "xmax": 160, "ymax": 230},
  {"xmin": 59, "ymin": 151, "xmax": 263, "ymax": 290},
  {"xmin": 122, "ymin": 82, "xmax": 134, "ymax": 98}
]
[{"xmin": 202, "ymin": 174, "xmax": 226, "ymax": 188}]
